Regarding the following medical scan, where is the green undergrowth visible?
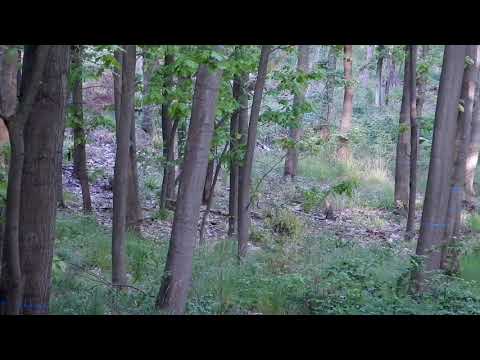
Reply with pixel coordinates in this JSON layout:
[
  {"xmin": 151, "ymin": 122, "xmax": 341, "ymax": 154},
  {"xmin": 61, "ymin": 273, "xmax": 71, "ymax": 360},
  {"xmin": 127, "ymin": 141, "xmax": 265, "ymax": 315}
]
[{"xmin": 51, "ymin": 213, "xmax": 480, "ymax": 315}]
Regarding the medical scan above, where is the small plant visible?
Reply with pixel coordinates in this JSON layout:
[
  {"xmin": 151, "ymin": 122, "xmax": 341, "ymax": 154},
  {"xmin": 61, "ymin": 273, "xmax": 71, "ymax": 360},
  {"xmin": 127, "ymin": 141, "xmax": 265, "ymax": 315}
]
[
  {"xmin": 88, "ymin": 168, "xmax": 106, "ymax": 183},
  {"xmin": 153, "ymin": 208, "xmax": 173, "ymax": 221},
  {"xmin": 249, "ymin": 227, "xmax": 270, "ymax": 246},
  {"xmin": 144, "ymin": 176, "xmax": 161, "ymax": 193},
  {"xmin": 268, "ymin": 208, "xmax": 304, "ymax": 239},
  {"xmin": 302, "ymin": 187, "xmax": 328, "ymax": 213}
]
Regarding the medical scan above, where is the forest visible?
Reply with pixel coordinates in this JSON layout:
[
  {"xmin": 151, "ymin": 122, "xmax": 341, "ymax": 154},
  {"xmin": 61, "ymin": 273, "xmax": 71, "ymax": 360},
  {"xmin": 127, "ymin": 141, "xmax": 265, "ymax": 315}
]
[{"xmin": 0, "ymin": 44, "xmax": 480, "ymax": 315}]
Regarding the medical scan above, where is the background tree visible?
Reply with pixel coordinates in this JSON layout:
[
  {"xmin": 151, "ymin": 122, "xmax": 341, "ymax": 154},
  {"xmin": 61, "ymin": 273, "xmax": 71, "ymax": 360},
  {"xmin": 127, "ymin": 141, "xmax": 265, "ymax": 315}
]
[
  {"xmin": 156, "ymin": 49, "xmax": 223, "ymax": 314},
  {"xmin": 337, "ymin": 45, "xmax": 353, "ymax": 162},
  {"xmin": 112, "ymin": 45, "xmax": 136, "ymax": 287},
  {"xmin": 284, "ymin": 45, "xmax": 310, "ymax": 179},
  {"xmin": 71, "ymin": 45, "xmax": 92, "ymax": 213},
  {"xmin": 237, "ymin": 45, "xmax": 271, "ymax": 259}
]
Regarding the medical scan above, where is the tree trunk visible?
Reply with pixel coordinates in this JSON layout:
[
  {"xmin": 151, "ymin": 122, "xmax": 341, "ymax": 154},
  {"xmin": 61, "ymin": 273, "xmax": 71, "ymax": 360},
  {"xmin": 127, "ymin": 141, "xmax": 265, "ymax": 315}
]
[
  {"xmin": 465, "ymin": 70, "xmax": 480, "ymax": 204},
  {"xmin": 0, "ymin": 45, "xmax": 18, "ymax": 285},
  {"xmin": 394, "ymin": 46, "xmax": 412, "ymax": 209},
  {"xmin": 126, "ymin": 100, "xmax": 142, "ymax": 231},
  {"xmin": 160, "ymin": 52, "xmax": 177, "ymax": 210},
  {"xmin": 336, "ymin": 45, "xmax": 353, "ymax": 162},
  {"xmin": 321, "ymin": 45, "xmax": 337, "ymax": 128},
  {"xmin": 141, "ymin": 55, "xmax": 154, "ymax": 135},
  {"xmin": 413, "ymin": 45, "xmax": 467, "ymax": 293},
  {"xmin": 202, "ymin": 158, "xmax": 214, "ymax": 205},
  {"xmin": 375, "ymin": 45, "xmax": 385, "ymax": 108},
  {"xmin": 384, "ymin": 51, "xmax": 396, "ymax": 106},
  {"xmin": 228, "ymin": 72, "xmax": 248, "ymax": 236},
  {"xmin": 237, "ymin": 45, "xmax": 271, "ymax": 259},
  {"xmin": 156, "ymin": 59, "xmax": 223, "ymax": 314},
  {"xmin": 112, "ymin": 45, "xmax": 136, "ymax": 287},
  {"xmin": 441, "ymin": 45, "xmax": 479, "ymax": 273},
  {"xmin": 406, "ymin": 45, "xmax": 418, "ymax": 240},
  {"xmin": 19, "ymin": 45, "xmax": 70, "ymax": 315},
  {"xmin": 416, "ymin": 45, "xmax": 430, "ymax": 120},
  {"xmin": 114, "ymin": 50, "xmax": 141, "ymax": 232},
  {"xmin": 71, "ymin": 45, "xmax": 92, "ymax": 213},
  {"xmin": 200, "ymin": 143, "xmax": 229, "ymax": 244},
  {"xmin": 0, "ymin": 45, "xmax": 51, "ymax": 315},
  {"xmin": 361, "ymin": 45, "xmax": 373, "ymax": 88},
  {"xmin": 228, "ymin": 76, "xmax": 241, "ymax": 236},
  {"xmin": 284, "ymin": 45, "xmax": 310, "ymax": 179}
]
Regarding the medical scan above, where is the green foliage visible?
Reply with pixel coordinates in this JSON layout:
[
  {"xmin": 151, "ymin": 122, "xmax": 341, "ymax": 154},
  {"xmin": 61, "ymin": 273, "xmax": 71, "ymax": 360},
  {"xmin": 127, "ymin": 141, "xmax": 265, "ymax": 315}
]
[
  {"xmin": 467, "ymin": 213, "xmax": 480, "ymax": 233},
  {"xmin": 153, "ymin": 208, "xmax": 174, "ymax": 221},
  {"xmin": 268, "ymin": 208, "xmax": 304, "ymax": 239}
]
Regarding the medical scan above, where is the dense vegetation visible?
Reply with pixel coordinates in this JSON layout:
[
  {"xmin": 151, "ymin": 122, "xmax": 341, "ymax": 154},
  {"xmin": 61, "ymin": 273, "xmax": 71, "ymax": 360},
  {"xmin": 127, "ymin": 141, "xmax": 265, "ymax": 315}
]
[{"xmin": 1, "ymin": 44, "xmax": 480, "ymax": 315}]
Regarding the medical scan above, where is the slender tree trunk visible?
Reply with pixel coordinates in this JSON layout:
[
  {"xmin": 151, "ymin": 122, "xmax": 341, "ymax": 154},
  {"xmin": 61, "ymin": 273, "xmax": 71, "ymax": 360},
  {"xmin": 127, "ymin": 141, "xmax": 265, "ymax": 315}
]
[
  {"xmin": 394, "ymin": 47, "xmax": 412, "ymax": 209},
  {"xmin": 413, "ymin": 45, "xmax": 467, "ymax": 293},
  {"xmin": 200, "ymin": 143, "xmax": 229, "ymax": 244},
  {"xmin": 441, "ymin": 45, "xmax": 479, "ymax": 273},
  {"xmin": 336, "ymin": 45, "xmax": 354, "ymax": 162},
  {"xmin": 0, "ymin": 45, "xmax": 51, "ymax": 315},
  {"xmin": 465, "ymin": 70, "xmax": 480, "ymax": 204},
  {"xmin": 361, "ymin": 45, "xmax": 373, "ymax": 88},
  {"xmin": 416, "ymin": 45, "xmax": 430, "ymax": 120},
  {"xmin": 202, "ymin": 158, "xmax": 215, "ymax": 204},
  {"xmin": 321, "ymin": 45, "xmax": 337, "ymax": 128},
  {"xmin": 375, "ymin": 45, "xmax": 385, "ymax": 108},
  {"xmin": 284, "ymin": 45, "xmax": 310, "ymax": 179},
  {"xmin": 126, "ymin": 101, "xmax": 142, "ymax": 231},
  {"xmin": 384, "ymin": 51, "xmax": 396, "ymax": 106},
  {"xmin": 114, "ymin": 50, "xmax": 141, "ymax": 232},
  {"xmin": 141, "ymin": 55, "xmax": 154, "ymax": 135},
  {"xmin": 112, "ymin": 45, "xmax": 136, "ymax": 287},
  {"xmin": 406, "ymin": 46, "xmax": 418, "ymax": 240},
  {"xmin": 156, "ymin": 59, "xmax": 223, "ymax": 314},
  {"xmin": 228, "ymin": 74, "xmax": 243, "ymax": 236},
  {"xmin": 160, "ymin": 52, "xmax": 177, "ymax": 210},
  {"xmin": 237, "ymin": 46, "xmax": 271, "ymax": 259},
  {"xmin": 71, "ymin": 46, "xmax": 92, "ymax": 213}
]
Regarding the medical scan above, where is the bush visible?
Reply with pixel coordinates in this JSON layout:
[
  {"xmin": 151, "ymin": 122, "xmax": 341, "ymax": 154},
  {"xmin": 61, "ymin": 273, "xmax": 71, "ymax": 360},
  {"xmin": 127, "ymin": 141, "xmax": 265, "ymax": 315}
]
[{"xmin": 268, "ymin": 208, "xmax": 304, "ymax": 239}]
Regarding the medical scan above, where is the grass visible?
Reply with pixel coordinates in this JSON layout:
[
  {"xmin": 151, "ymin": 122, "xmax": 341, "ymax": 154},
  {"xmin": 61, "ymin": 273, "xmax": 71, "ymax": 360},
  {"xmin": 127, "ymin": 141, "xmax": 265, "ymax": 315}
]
[{"xmin": 51, "ymin": 213, "xmax": 480, "ymax": 315}]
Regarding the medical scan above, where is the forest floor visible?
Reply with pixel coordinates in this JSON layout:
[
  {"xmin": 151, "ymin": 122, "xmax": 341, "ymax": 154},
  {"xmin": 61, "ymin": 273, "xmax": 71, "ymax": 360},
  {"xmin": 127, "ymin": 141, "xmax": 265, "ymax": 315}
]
[
  {"xmin": 53, "ymin": 127, "xmax": 480, "ymax": 315},
  {"xmin": 60, "ymin": 128, "xmax": 414, "ymax": 255}
]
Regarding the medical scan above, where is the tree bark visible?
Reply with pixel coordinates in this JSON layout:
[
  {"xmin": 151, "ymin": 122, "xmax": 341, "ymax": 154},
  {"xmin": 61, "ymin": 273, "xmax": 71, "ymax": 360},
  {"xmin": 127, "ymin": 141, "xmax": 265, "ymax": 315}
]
[
  {"xmin": 200, "ymin": 142, "xmax": 229, "ymax": 244},
  {"xmin": 0, "ymin": 45, "xmax": 51, "ymax": 315},
  {"xmin": 465, "ymin": 65, "xmax": 480, "ymax": 204},
  {"xmin": 413, "ymin": 45, "xmax": 467, "ymax": 293},
  {"xmin": 394, "ymin": 46, "xmax": 412, "ymax": 209},
  {"xmin": 202, "ymin": 158, "xmax": 215, "ymax": 204},
  {"xmin": 112, "ymin": 45, "xmax": 136, "ymax": 287},
  {"xmin": 156, "ymin": 59, "xmax": 223, "ymax": 314},
  {"xmin": 159, "ymin": 52, "xmax": 177, "ymax": 210},
  {"xmin": 440, "ymin": 45, "xmax": 479, "ymax": 273},
  {"xmin": 406, "ymin": 45, "xmax": 418, "ymax": 240},
  {"xmin": 228, "ymin": 76, "xmax": 241, "ymax": 236},
  {"xmin": 284, "ymin": 45, "xmax": 310, "ymax": 179},
  {"xmin": 375, "ymin": 45, "xmax": 385, "ymax": 108},
  {"xmin": 141, "ymin": 54, "xmax": 154, "ymax": 135},
  {"xmin": 416, "ymin": 45, "xmax": 430, "ymax": 120},
  {"xmin": 113, "ymin": 50, "xmax": 141, "ymax": 232},
  {"xmin": 237, "ymin": 45, "xmax": 271, "ymax": 259},
  {"xmin": 71, "ymin": 45, "xmax": 92, "ymax": 213},
  {"xmin": 384, "ymin": 50, "xmax": 396, "ymax": 106},
  {"xmin": 320, "ymin": 45, "xmax": 336, "ymax": 127},
  {"xmin": 336, "ymin": 45, "xmax": 353, "ymax": 162},
  {"xmin": 18, "ymin": 45, "xmax": 70, "ymax": 315},
  {"xmin": 361, "ymin": 45, "xmax": 373, "ymax": 88}
]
